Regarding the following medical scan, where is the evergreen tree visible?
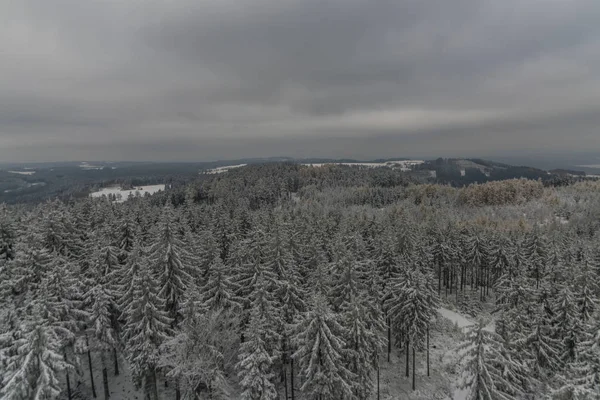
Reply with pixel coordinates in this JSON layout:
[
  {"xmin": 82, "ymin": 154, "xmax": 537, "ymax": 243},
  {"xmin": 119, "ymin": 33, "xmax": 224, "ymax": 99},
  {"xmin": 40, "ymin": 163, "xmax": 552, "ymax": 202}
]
[
  {"xmin": 84, "ymin": 282, "xmax": 119, "ymax": 399},
  {"xmin": 160, "ymin": 305, "xmax": 236, "ymax": 400},
  {"xmin": 122, "ymin": 263, "xmax": 172, "ymax": 400},
  {"xmin": 148, "ymin": 205, "xmax": 193, "ymax": 325},
  {"xmin": 201, "ymin": 255, "xmax": 244, "ymax": 311},
  {"xmin": 516, "ymin": 310, "xmax": 561, "ymax": 376},
  {"xmin": 0, "ymin": 311, "xmax": 74, "ymax": 400},
  {"xmin": 236, "ymin": 307, "xmax": 279, "ymax": 400},
  {"xmin": 291, "ymin": 294, "xmax": 355, "ymax": 399},
  {"xmin": 329, "ymin": 250, "xmax": 365, "ymax": 312},
  {"xmin": 341, "ymin": 293, "xmax": 385, "ymax": 399},
  {"xmin": 552, "ymin": 314, "xmax": 600, "ymax": 399},
  {"xmin": 459, "ymin": 319, "xmax": 525, "ymax": 400},
  {"xmin": 116, "ymin": 216, "xmax": 136, "ymax": 265},
  {"xmin": 552, "ymin": 287, "xmax": 582, "ymax": 364},
  {"xmin": 0, "ymin": 206, "xmax": 16, "ymax": 261}
]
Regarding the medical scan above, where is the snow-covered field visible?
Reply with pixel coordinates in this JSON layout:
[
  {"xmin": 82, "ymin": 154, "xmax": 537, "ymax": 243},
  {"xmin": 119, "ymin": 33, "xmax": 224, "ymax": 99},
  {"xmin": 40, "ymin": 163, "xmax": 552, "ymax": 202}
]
[
  {"xmin": 302, "ymin": 160, "xmax": 424, "ymax": 171},
  {"xmin": 203, "ymin": 164, "xmax": 247, "ymax": 174},
  {"xmin": 8, "ymin": 170, "xmax": 36, "ymax": 175},
  {"xmin": 576, "ymin": 164, "xmax": 600, "ymax": 168},
  {"xmin": 79, "ymin": 162, "xmax": 104, "ymax": 170},
  {"xmin": 90, "ymin": 184, "xmax": 165, "ymax": 202}
]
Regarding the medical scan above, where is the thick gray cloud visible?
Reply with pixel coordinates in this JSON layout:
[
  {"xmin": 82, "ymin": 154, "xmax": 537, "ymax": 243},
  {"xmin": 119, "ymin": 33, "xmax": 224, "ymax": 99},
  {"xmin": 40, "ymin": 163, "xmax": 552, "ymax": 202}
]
[{"xmin": 1, "ymin": 0, "xmax": 600, "ymax": 162}]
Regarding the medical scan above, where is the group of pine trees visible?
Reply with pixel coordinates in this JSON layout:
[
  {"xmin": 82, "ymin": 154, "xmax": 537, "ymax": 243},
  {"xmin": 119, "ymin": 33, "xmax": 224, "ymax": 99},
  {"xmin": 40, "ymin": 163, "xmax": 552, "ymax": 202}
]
[{"xmin": 0, "ymin": 163, "xmax": 599, "ymax": 399}]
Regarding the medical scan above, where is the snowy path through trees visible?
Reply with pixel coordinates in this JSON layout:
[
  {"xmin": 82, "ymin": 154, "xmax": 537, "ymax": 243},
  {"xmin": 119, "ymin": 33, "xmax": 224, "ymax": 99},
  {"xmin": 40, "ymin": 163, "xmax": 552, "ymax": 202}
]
[{"xmin": 437, "ymin": 307, "xmax": 495, "ymax": 400}]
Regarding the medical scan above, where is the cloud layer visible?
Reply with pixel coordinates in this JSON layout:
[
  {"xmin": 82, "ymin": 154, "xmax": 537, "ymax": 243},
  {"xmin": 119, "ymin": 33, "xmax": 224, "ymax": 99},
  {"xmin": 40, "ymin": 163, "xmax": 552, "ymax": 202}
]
[{"xmin": 1, "ymin": 0, "xmax": 599, "ymax": 161}]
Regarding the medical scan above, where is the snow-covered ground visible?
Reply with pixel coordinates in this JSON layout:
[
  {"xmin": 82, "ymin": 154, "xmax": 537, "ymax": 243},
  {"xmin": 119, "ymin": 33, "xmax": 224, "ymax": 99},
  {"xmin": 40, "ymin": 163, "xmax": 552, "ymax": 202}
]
[
  {"xmin": 437, "ymin": 307, "xmax": 495, "ymax": 400},
  {"xmin": 90, "ymin": 185, "xmax": 165, "ymax": 202},
  {"xmin": 8, "ymin": 170, "xmax": 35, "ymax": 175},
  {"xmin": 57, "ymin": 305, "xmax": 490, "ymax": 400},
  {"xmin": 576, "ymin": 164, "xmax": 600, "ymax": 168},
  {"xmin": 203, "ymin": 164, "xmax": 247, "ymax": 174},
  {"xmin": 67, "ymin": 351, "xmax": 175, "ymax": 400},
  {"xmin": 79, "ymin": 162, "xmax": 104, "ymax": 170},
  {"xmin": 302, "ymin": 160, "xmax": 424, "ymax": 171},
  {"xmin": 438, "ymin": 308, "xmax": 473, "ymax": 331}
]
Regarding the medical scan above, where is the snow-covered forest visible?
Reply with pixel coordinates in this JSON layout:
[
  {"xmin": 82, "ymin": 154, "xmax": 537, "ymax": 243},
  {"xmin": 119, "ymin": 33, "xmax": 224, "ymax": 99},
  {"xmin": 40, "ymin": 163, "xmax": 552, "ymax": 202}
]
[{"xmin": 1, "ymin": 163, "xmax": 599, "ymax": 400}]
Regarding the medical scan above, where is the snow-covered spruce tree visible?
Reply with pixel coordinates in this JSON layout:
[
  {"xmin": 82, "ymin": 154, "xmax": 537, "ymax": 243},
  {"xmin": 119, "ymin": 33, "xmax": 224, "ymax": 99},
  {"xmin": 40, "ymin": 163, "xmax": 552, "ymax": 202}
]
[
  {"xmin": 1, "ymin": 236, "xmax": 52, "ymax": 302},
  {"xmin": 374, "ymin": 229, "xmax": 399, "ymax": 288},
  {"xmin": 488, "ymin": 236, "xmax": 513, "ymax": 287},
  {"xmin": 277, "ymin": 266, "xmax": 306, "ymax": 326},
  {"xmin": 264, "ymin": 221, "xmax": 294, "ymax": 280},
  {"xmin": 296, "ymin": 233, "xmax": 326, "ymax": 287},
  {"xmin": 0, "ymin": 205, "xmax": 16, "ymax": 261},
  {"xmin": 511, "ymin": 238, "xmax": 530, "ymax": 283},
  {"xmin": 306, "ymin": 257, "xmax": 331, "ymax": 298},
  {"xmin": 329, "ymin": 248, "xmax": 366, "ymax": 312},
  {"xmin": 574, "ymin": 259, "xmax": 598, "ymax": 324},
  {"xmin": 515, "ymin": 308, "xmax": 561, "ymax": 377},
  {"xmin": 36, "ymin": 253, "xmax": 84, "ymax": 339},
  {"xmin": 159, "ymin": 300, "xmax": 237, "ymax": 399},
  {"xmin": 465, "ymin": 231, "xmax": 491, "ymax": 300},
  {"xmin": 84, "ymin": 281, "xmax": 119, "ymax": 399},
  {"xmin": 393, "ymin": 268, "xmax": 439, "ymax": 389},
  {"xmin": 431, "ymin": 228, "xmax": 456, "ymax": 295},
  {"xmin": 212, "ymin": 203, "xmax": 236, "ymax": 261},
  {"xmin": 196, "ymin": 229, "xmax": 220, "ymax": 282},
  {"xmin": 148, "ymin": 204, "xmax": 193, "ymax": 326},
  {"xmin": 117, "ymin": 240, "xmax": 144, "ymax": 322},
  {"xmin": 93, "ymin": 238, "xmax": 121, "ymax": 282},
  {"xmin": 276, "ymin": 255, "xmax": 306, "ymax": 400},
  {"xmin": 0, "ymin": 310, "xmax": 74, "ymax": 400},
  {"xmin": 552, "ymin": 318, "xmax": 600, "ymax": 400},
  {"xmin": 523, "ymin": 230, "xmax": 548, "ymax": 289},
  {"xmin": 394, "ymin": 210, "xmax": 417, "ymax": 259},
  {"xmin": 552, "ymin": 286, "xmax": 582, "ymax": 364},
  {"xmin": 236, "ymin": 306, "xmax": 279, "ymax": 400},
  {"xmin": 341, "ymin": 293, "xmax": 385, "ymax": 399},
  {"xmin": 291, "ymin": 294, "xmax": 355, "ymax": 400},
  {"xmin": 122, "ymin": 262, "xmax": 172, "ymax": 400},
  {"xmin": 200, "ymin": 255, "xmax": 244, "ymax": 311},
  {"xmin": 382, "ymin": 262, "xmax": 414, "ymax": 375},
  {"xmin": 248, "ymin": 275, "xmax": 282, "ymax": 356},
  {"xmin": 116, "ymin": 216, "xmax": 137, "ymax": 265},
  {"xmin": 231, "ymin": 229, "xmax": 276, "ymax": 300},
  {"xmin": 458, "ymin": 319, "xmax": 526, "ymax": 400}
]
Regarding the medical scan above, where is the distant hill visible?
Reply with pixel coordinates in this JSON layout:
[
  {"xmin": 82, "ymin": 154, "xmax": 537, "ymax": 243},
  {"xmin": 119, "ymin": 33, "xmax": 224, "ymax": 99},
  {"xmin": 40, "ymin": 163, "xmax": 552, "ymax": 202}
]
[{"xmin": 2, "ymin": 156, "xmax": 595, "ymax": 204}]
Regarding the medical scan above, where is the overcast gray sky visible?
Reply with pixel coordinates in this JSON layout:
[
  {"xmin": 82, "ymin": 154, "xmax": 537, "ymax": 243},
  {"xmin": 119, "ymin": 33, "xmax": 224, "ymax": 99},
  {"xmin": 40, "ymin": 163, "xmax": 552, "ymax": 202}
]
[{"xmin": 1, "ymin": 0, "xmax": 599, "ymax": 162}]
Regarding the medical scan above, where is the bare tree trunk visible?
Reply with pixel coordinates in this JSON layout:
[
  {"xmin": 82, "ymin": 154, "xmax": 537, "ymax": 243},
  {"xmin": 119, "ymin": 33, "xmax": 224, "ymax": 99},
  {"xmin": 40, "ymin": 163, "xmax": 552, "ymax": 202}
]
[
  {"xmin": 412, "ymin": 347, "xmax": 416, "ymax": 391},
  {"xmin": 427, "ymin": 327, "xmax": 430, "ymax": 377},
  {"xmin": 387, "ymin": 318, "xmax": 391, "ymax": 362},
  {"xmin": 64, "ymin": 350, "xmax": 72, "ymax": 400},
  {"xmin": 113, "ymin": 348, "xmax": 119, "ymax": 376},
  {"xmin": 284, "ymin": 366, "xmax": 288, "ymax": 400},
  {"xmin": 438, "ymin": 264, "xmax": 442, "ymax": 294},
  {"xmin": 405, "ymin": 338, "xmax": 409, "ymax": 378},
  {"xmin": 145, "ymin": 369, "xmax": 159, "ymax": 400},
  {"xmin": 376, "ymin": 353, "xmax": 380, "ymax": 400},
  {"xmin": 86, "ymin": 336, "xmax": 97, "ymax": 398},
  {"xmin": 291, "ymin": 358, "xmax": 295, "ymax": 400},
  {"xmin": 101, "ymin": 352, "xmax": 110, "ymax": 400}
]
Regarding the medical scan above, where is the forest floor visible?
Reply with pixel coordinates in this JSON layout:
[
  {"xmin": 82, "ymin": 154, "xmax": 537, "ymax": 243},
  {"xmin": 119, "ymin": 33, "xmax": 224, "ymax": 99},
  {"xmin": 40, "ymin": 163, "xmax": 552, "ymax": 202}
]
[
  {"xmin": 373, "ymin": 306, "xmax": 479, "ymax": 400},
  {"xmin": 60, "ymin": 303, "xmax": 490, "ymax": 400}
]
